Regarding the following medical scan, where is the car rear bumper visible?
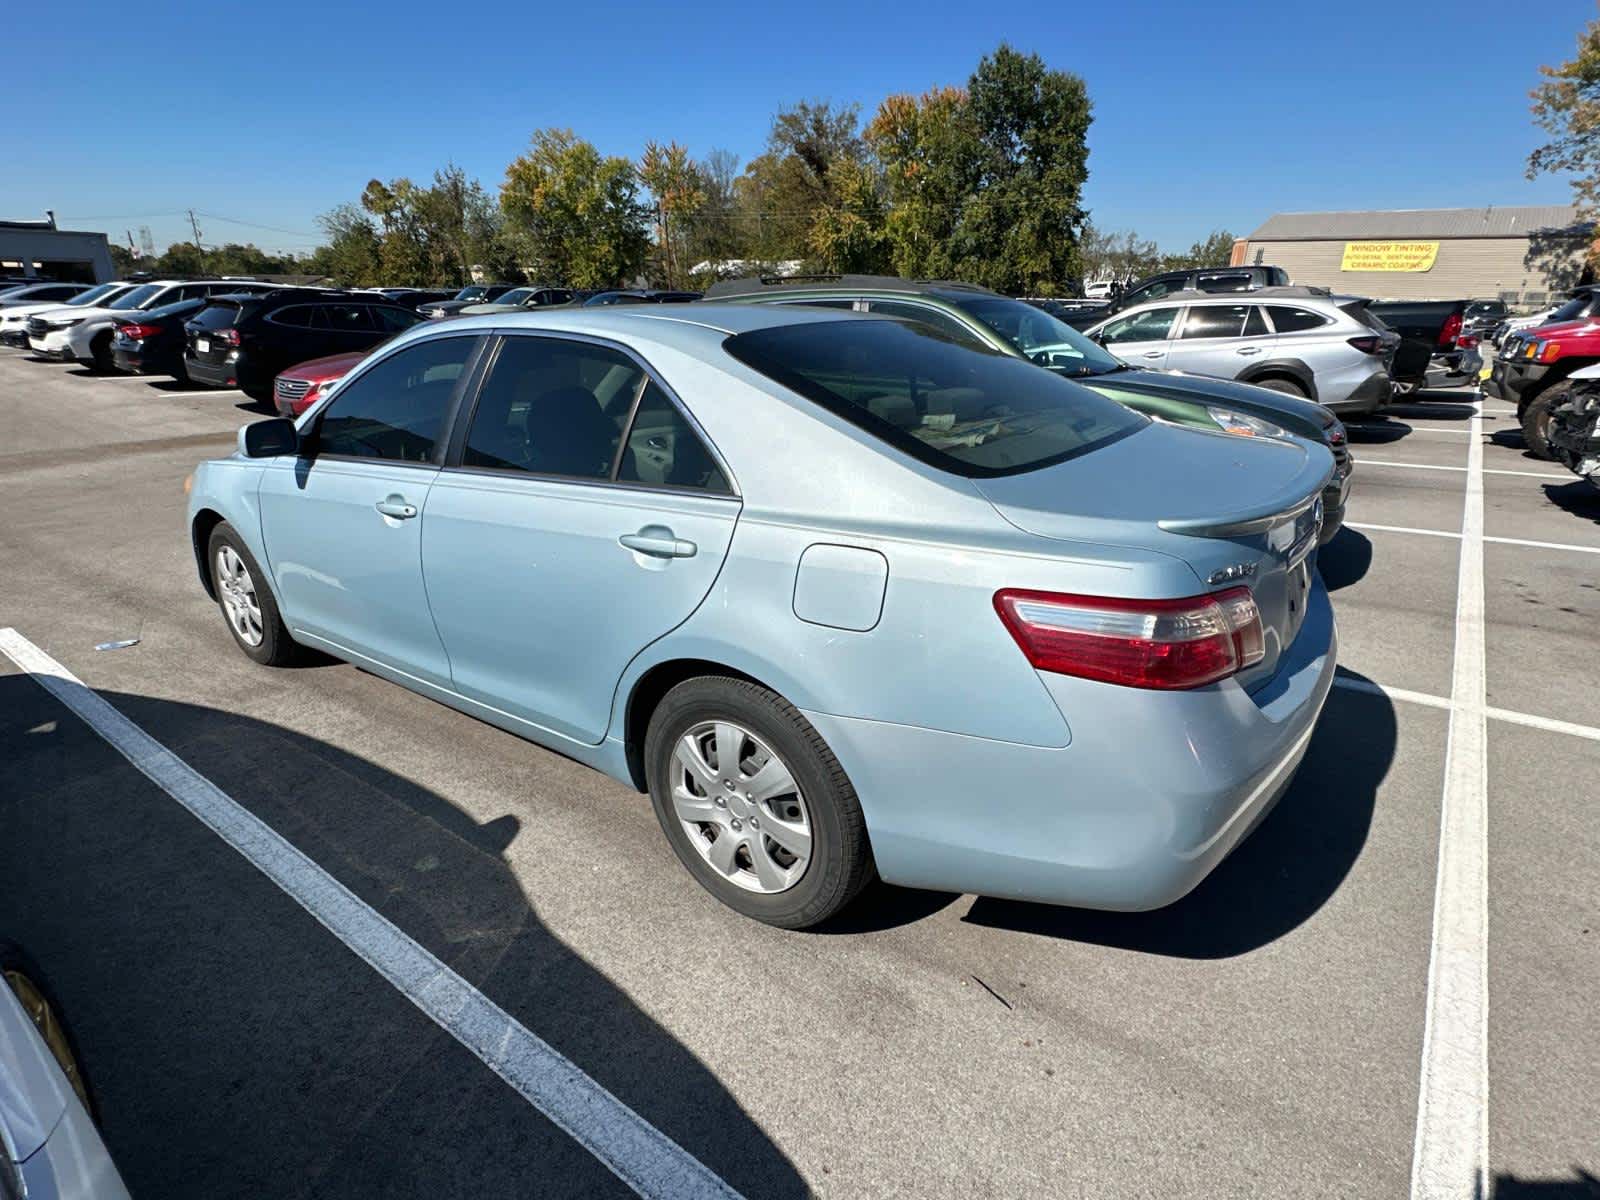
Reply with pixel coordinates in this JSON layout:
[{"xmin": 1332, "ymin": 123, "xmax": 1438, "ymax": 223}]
[
  {"xmin": 807, "ymin": 576, "xmax": 1338, "ymax": 910},
  {"xmin": 185, "ymin": 356, "xmax": 236, "ymax": 388},
  {"xmin": 1320, "ymin": 367, "xmax": 1391, "ymax": 414}
]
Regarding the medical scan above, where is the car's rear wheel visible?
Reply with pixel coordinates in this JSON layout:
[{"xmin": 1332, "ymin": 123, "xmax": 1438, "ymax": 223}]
[
  {"xmin": 1520, "ymin": 385, "xmax": 1563, "ymax": 459},
  {"xmin": 644, "ymin": 676, "xmax": 874, "ymax": 928},
  {"xmin": 1253, "ymin": 376, "xmax": 1308, "ymax": 398},
  {"xmin": 206, "ymin": 522, "xmax": 301, "ymax": 666},
  {"xmin": 0, "ymin": 940, "xmax": 97, "ymax": 1121}
]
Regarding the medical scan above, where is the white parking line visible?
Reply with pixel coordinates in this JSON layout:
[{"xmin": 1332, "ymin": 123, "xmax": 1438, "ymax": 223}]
[
  {"xmin": 1409, "ymin": 399, "xmax": 1489, "ymax": 1199},
  {"xmin": 1331, "ymin": 677, "xmax": 1600, "ymax": 742},
  {"xmin": 0, "ymin": 628, "xmax": 744, "ymax": 1200},
  {"xmin": 1352, "ymin": 459, "xmax": 1570, "ymax": 481},
  {"xmin": 1346, "ymin": 426, "xmax": 1474, "ymax": 437},
  {"xmin": 1347, "ymin": 523, "xmax": 1600, "ymax": 556}
]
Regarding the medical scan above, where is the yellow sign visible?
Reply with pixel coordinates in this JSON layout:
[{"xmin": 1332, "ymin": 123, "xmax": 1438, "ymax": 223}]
[{"xmin": 1340, "ymin": 241, "xmax": 1439, "ymax": 272}]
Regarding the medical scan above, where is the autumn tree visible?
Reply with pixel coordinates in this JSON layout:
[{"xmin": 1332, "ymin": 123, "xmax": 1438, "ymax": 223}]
[
  {"xmin": 1527, "ymin": 15, "xmax": 1600, "ymax": 221},
  {"xmin": 501, "ymin": 129, "xmax": 651, "ymax": 287},
  {"xmin": 639, "ymin": 140, "xmax": 705, "ymax": 288}
]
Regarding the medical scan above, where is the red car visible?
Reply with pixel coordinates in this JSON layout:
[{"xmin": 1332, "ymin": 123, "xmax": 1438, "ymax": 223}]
[{"xmin": 273, "ymin": 351, "xmax": 365, "ymax": 418}]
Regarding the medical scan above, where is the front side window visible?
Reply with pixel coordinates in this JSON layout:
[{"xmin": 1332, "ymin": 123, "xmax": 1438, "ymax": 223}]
[
  {"xmin": 1121, "ymin": 277, "xmax": 1181, "ymax": 307},
  {"xmin": 1099, "ymin": 306, "xmax": 1178, "ymax": 345},
  {"xmin": 323, "ymin": 304, "xmax": 377, "ymax": 331},
  {"xmin": 724, "ymin": 319, "xmax": 1144, "ymax": 478},
  {"xmin": 462, "ymin": 337, "xmax": 643, "ymax": 478},
  {"xmin": 316, "ymin": 336, "xmax": 475, "ymax": 463},
  {"xmin": 1180, "ymin": 305, "xmax": 1252, "ymax": 339},
  {"xmin": 617, "ymin": 382, "xmax": 730, "ymax": 492}
]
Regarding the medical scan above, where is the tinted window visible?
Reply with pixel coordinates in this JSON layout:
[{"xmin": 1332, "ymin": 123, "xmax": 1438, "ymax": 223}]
[
  {"xmin": 1244, "ymin": 307, "xmax": 1270, "ymax": 336},
  {"xmin": 724, "ymin": 320, "xmax": 1144, "ymax": 478},
  {"xmin": 189, "ymin": 302, "xmax": 243, "ymax": 331},
  {"xmin": 372, "ymin": 306, "xmax": 423, "ymax": 333},
  {"xmin": 618, "ymin": 382, "xmax": 730, "ymax": 493},
  {"xmin": 317, "ymin": 336, "xmax": 474, "ymax": 462},
  {"xmin": 270, "ymin": 305, "xmax": 318, "ymax": 329},
  {"xmin": 1180, "ymin": 305, "xmax": 1251, "ymax": 339},
  {"xmin": 1099, "ymin": 306, "xmax": 1178, "ymax": 344},
  {"xmin": 108, "ymin": 284, "xmax": 162, "ymax": 310},
  {"xmin": 1121, "ymin": 277, "xmax": 1182, "ymax": 307},
  {"xmin": 462, "ymin": 337, "xmax": 642, "ymax": 478},
  {"xmin": 1266, "ymin": 306, "xmax": 1329, "ymax": 333},
  {"xmin": 868, "ymin": 300, "xmax": 986, "ymax": 346},
  {"xmin": 1194, "ymin": 272, "xmax": 1254, "ymax": 292},
  {"xmin": 323, "ymin": 304, "xmax": 377, "ymax": 332},
  {"xmin": 779, "ymin": 298, "xmax": 856, "ymax": 310},
  {"xmin": 495, "ymin": 288, "xmax": 536, "ymax": 306}
]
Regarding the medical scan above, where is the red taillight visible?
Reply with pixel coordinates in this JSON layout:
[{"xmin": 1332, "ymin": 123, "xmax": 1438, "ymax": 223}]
[
  {"xmin": 120, "ymin": 323, "xmax": 161, "ymax": 340},
  {"xmin": 1347, "ymin": 335, "xmax": 1384, "ymax": 355},
  {"xmin": 211, "ymin": 328, "xmax": 241, "ymax": 346},
  {"xmin": 993, "ymin": 586, "xmax": 1266, "ymax": 691},
  {"xmin": 1455, "ymin": 333, "xmax": 1480, "ymax": 350},
  {"xmin": 1438, "ymin": 310, "xmax": 1462, "ymax": 348}
]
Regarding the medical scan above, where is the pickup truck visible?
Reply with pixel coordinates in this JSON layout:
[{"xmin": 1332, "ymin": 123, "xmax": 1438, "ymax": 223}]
[
  {"xmin": 1483, "ymin": 312, "xmax": 1600, "ymax": 456},
  {"xmin": 1365, "ymin": 299, "xmax": 1471, "ymax": 391}
]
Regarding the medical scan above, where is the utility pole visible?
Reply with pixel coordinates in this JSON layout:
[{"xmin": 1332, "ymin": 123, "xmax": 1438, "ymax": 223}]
[{"xmin": 187, "ymin": 209, "xmax": 204, "ymax": 250}]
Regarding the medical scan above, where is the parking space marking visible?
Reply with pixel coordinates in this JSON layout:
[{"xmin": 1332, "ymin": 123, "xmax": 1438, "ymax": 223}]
[
  {"xmin": 0, "ymin": 628, "xmax": 745, "ymax": 1200},
  {"xmin": 1409, "ymin": 401, "xmax": 1489, "ymax": 1200},
  {"xmin": 1331, "ymin": 677, "xmax": 1600, "ymax": 743},
  {"xmin": 1351, "ymin": 459, "xmax": 1569, "ymax": 481},
  {"xmin": 1345, "ymin": 426, "xmax": 1474, "ymax": 437},
  {"xmin": 1348, "ymin": 523, "xmax": 1600, "ymax": 556}
]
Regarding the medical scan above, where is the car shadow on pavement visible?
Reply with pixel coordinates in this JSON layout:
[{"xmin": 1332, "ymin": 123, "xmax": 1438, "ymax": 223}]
[
  {"xmin": 960, "ymin": 669, "xmax": 1394, "ymax": 958},
  {"xmin": 1487, "ymin": 427, "xmax": 1547, "ymax": 459},
  {"xmin": 1381, "ymin": 400, "xmax": 1479, "ymax": 422},
  {"xmin": 0, "ymin": 677, "xmax": 806, "ymax": 1199},
  {"xmin": 1492, "ymin": 1167, "xmax": 1600, "ymax": 1198},
  {"xmin": 1541, "ymin": 480, "xmax": 1600, "ymax": 525},
  {"xmin": 1342, "ymin": 419, "xmax": 1416, "ymax": 445},
  {"xmin": 1318, "ymin": 527, "xmax": 1373, "ymax": 591}
]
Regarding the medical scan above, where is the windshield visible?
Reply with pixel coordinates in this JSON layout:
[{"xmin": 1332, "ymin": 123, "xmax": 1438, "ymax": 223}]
[
  {"xmin": 453, "ymin": 286, "xmax": 487, "ymax": 301},
  {"xmin": 109, "ymin": 284, "xmax": 162, "ymax": 310},
  {"xmin": 724, "ymin": 318, "xmax": 1145, "ymax": 477},
  {"xmin": 1545, "ymin": 296, "xmax": 1590, "ymax": 322},
  {"xmin": 65, "ymin": 283, "xmax": 122, "ymax": 306},
  {"xmin": 953, "ymin": 296, "xmax": 1124, "ymax": 376}
]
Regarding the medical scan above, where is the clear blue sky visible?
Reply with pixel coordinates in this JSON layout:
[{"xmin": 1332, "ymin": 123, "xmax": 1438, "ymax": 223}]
[{"xmin": 4, "ymin": 0, "xmax": 1591, "ymax": 257}]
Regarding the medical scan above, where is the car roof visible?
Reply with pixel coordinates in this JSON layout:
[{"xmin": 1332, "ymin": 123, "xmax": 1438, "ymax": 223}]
[
  {"xmin": 704, "ymin": 274, "xmax": 999, "ymax": 302},
  {"xmin": 399, "ymin": 301, "xmax": 882, "ymax": 347}
]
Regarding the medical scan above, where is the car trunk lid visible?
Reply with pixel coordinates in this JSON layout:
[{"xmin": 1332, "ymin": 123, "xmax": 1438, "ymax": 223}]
[{"xmin": 974, "ymin": 422, "xmax": 1333, "ymax": 690}]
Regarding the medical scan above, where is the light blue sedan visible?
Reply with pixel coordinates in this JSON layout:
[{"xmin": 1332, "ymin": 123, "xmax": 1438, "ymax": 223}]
[{"xmin": 186, "ymin": 305, "xmax": 1338, "ymax": 928}]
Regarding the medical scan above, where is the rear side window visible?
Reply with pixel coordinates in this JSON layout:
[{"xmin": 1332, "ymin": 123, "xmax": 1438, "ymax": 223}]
[
  {"xmin": 617, "ymin": 382, "xmax": 730, "ymax": 493},
  {"xmin": 1339, "ymin": 302, "xmax": 1387, "ymax": 332},
  {"xmin": 372, "ymin": 306, "xmax": 423, "ymax": 333},
  {"xmin": 189, "ymin": 302, "xmax": 243, "ymax": 331},
  {"xmin": 323, "ymin": 304, "xmax": 377, "ymax": 331},
  {"xmin": 724, "ymin": 319, "xmax": 1144, "ymax": 478},
  {"xmin": 317, "ymin": 336, "xmax": 475, "ymax": 462},
  {"xmin": 1266, "ymin": 306, "xmax": 1330, "ymax": 333},
  {"xmin": 462, "ymin": 336, "xmax": 643, "ymax": 479},
  {"xmin": 1180, "ymin": 305, "xmax": 1252, "ymax": 339}
]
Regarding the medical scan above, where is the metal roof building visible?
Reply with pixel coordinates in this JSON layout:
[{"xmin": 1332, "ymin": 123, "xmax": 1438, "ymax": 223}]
[
  {"xmin": 1233, "ymin": 206, "xmax": 1593, "ymax": 305},
  {"xmin": 0, "ymin": 214, "xmax": 114, "ymax": 283}
]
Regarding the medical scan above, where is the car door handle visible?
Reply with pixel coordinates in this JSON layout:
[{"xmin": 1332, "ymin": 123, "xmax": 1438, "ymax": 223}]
[
  {"xmin": 1141, "ymin": 350, "xmax": 1163, "ymax": 358},
  {"xmin": 619, "ymin": 529, "xmax": 697, "ymax": 559},
  {"xmin": 375, "ymin": 496, "xmax": 418, "ymax": 520},
  {"xmin": 1236, "ymin": 346, "xmax": 1261, "ymax": 356}
]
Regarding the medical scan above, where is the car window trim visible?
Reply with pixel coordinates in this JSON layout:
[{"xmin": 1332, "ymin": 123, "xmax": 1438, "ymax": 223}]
[
  {"xmin": 438, "ymin": 328, "xmax": 741, "ymax": 499},
  {"xmin": 303, "ymin": 331, "xmax": 491, "ymax": 469}
]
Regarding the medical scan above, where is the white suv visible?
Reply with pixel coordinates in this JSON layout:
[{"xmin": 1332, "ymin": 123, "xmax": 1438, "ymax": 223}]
[
  {"xmin": 1085, "ymin": 287, "xmax": 1399, "ymax": 416},
  {"xmin": 0, "ymin": 282, "xmax": 141, "ymax": 349},
  {"xmin": 25, "ymin": 279, "xmax": 279, "ymax": 371}
]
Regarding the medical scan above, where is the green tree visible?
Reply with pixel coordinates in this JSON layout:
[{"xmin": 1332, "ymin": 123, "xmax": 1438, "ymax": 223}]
[
  {"xmin": 680, "ymin": 149, "xmax": 749, "ymax": 279},
  {"xmin": 501, "ymin": 129, "xmax": 651, "ymax": 287},
  {"xmin": 1528, "ymin": 16, "xmax": 1600, "ymax": 220},
  {"xmin": 868, "ymin": 86, "xmax": 980, "ymax": 278},
  {"xmin": 808, "ymin": 154, "xmax": 891, "ymax": 273},
  {"xmin": 639, "ymin": 140, "xmax": 705, "ymax": 288},
  {"xmin": 309, "ymin": 203, "xmax": 382, "ymax": 286},
  {"xmin": 737, "ymin": 100, "xmax": 873, "ymax": 267},
  {"xmin": 1161, "ymin": 229, "xmax": 1236, "ymax": 272}
]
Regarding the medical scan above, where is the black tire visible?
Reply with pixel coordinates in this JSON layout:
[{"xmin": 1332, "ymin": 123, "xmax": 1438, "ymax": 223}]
[
  {"xmin": 1520, "ymin": 385, "xmax": 1563, "ymax": 459},
  {"xmin": 0, "ymin": 940, "xmax": 100, "ymax": 1123},
  {"xmin": 643, "ymin": 676, "xmax": 874, "ymax": 928},
  {"xmin": 206, "ymin": 521, "xmax": 302, "ymax": 666},
  {"xmin": 88, "ymin": 330, "xmax": 114, "ymax": 374},
  {"xmin": 1252, "ymin": 376, "xmax": 1308, "ymax": 398},
  {"xmin": 171, "ymin": 356, "xmax": 192, "ymax": 388}
]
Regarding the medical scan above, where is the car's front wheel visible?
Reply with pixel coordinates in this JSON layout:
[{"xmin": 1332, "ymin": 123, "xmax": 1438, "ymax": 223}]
[
  {"xmin": 1253, "ymin": 376, "xmax": 1308, "ymax": 398},
  {"xmin": 644, "ymin": 676, "xmax": 874, "ymax": 928},
  {"xmin": 206, "ymin": 522, "xmax": 300, "ymax": 666},
  {"xmin": 1520, "ymin": 385, "xmax": 1564, "ymax": 459}
]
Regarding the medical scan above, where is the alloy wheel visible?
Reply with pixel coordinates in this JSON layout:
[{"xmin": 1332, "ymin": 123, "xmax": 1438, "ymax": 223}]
[{"xmin": 215, "ymin": 545, "xmax": 264, "ymax": 647}]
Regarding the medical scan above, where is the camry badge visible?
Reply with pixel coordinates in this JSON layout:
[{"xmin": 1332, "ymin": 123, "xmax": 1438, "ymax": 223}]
[{"xmin": 1208, "ymin": 562, "xmax": 1257, "ymax": 585}]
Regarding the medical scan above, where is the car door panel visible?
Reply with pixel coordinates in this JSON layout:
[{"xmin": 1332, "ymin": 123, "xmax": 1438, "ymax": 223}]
[
  {"xmin": 258, "ymin": 458, "xmax": 451, "ymax": 683},
  {"xmin": 422, "ymin": 475, "xmax": 737, "ymax": 744},
  {"xmin": 1097, "ymin": 305, "xmax": 1180, "ymax": 368}
]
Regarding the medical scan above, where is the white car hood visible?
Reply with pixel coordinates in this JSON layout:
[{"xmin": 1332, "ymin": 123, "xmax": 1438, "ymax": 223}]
[{"xmin": 14, "ymin": 304, "xmax": 124, "ymax": 327}]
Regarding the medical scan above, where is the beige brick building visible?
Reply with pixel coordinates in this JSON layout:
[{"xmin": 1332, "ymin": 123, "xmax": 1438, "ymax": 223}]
[{"xmin": 1232, "ymin": 206, "xmax": 1593, "ymax": 307}]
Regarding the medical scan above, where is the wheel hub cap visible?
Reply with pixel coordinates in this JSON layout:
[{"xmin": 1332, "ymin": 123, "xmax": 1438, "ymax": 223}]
[{"xmin": 671, "ymin": 720, "xmax": 812, "ymax": 894}]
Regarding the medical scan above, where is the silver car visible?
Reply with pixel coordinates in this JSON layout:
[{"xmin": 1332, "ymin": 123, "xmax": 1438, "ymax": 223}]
[{"xmin": 1086, "ymin": 288, "xmax": 1396, "ymax": 415}]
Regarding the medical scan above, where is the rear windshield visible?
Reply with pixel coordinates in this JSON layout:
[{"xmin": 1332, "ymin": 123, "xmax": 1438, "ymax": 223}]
[
  {"xmin": 189, "ymin": 301, "xmax": 244, "ymax": 330},
  {"xmin": 724, "ymin": 319, "xmax": 1146, "ymax": 478},
  {"xmin": 143, "ymin": 298, "xmax": 205, "ymax": 321},
  {"xmin": 1339, "ymin": 300, "xmax": 1387, "ymax": 331}
]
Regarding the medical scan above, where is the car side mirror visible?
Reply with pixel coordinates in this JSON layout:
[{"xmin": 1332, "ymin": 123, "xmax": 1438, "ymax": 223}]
[{"xmin": 239, "ymin": 418, "xmax": 299, "ymax": 458}]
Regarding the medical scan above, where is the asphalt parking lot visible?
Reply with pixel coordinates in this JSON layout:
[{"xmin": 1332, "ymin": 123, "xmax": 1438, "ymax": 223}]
[{"xmin": 1, "ymin": 353, "xmax": 1596, "ymax": 1199}]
